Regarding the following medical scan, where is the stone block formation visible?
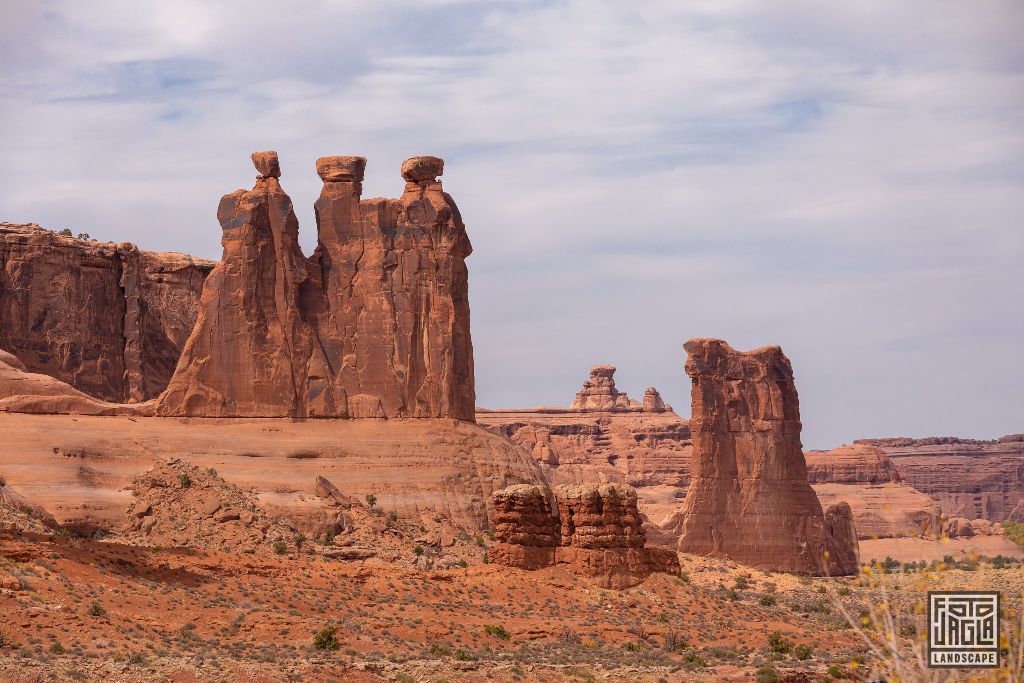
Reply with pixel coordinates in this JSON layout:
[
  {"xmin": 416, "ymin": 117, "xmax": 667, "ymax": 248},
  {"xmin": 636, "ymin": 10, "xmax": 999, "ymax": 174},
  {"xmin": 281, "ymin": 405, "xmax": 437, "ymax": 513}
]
[
  {"xmin": 675, "ymin": 338, "xmax": 859, "ymax": 575},
  {"xmin": 0, "ymin": 223, "xmax": 214, "ymax": 402},
  {"xmin": 157, "ymin": 151, "xmax": 475, "ymax": 419},
  {"xmin": 490, "ymin": 482, "xmax": 680, "ymax": 588}
]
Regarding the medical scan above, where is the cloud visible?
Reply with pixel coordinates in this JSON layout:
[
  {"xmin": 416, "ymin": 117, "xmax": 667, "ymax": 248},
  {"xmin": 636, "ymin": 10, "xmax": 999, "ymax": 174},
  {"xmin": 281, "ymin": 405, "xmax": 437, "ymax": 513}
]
[{"xmin": 0, "ymin": 0, "xmax": 1021, "ymax": 447}]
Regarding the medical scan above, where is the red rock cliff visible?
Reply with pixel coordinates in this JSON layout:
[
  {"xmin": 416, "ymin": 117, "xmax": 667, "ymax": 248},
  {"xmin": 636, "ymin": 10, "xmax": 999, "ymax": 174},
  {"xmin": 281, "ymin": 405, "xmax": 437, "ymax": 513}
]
[
  {"xmin": 0, "ymin": 223, "xmax": 213, "ymax": 402},
  {"xmin": 676, "ymin": 338, "xmax": 858, "ymax": 575}
]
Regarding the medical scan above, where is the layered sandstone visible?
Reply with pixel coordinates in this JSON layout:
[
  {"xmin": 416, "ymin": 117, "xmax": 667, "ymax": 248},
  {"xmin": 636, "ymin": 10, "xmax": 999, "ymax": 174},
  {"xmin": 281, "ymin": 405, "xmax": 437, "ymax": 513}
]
[
  {"xmin": 570, "ymin": 365, "xmax": 637, "ymax": 411},
  {"xmin": 157, "ymin": 151, "xmax": 474, "ymax": 419},
  {"xmin": 856, "ymin": 435, "xmax": 1024, "ymax": 521},
  {"xmin": 0, "ymin": 223, "xmax": 213, "ymax": 402},
  {"xmin": 0, "ymin": 412, "xmax": 544, "ymax": 535},
  {"xmin": 806, "ymin": 444, "xmax": 942, "ymax": 539},
  {"xmin": 676, "ymin": 339, "xmax": 858, "ymax": 576},
  {"xmin": 490, "ymin": 482, "xmax": 679, "ymax": 588}
]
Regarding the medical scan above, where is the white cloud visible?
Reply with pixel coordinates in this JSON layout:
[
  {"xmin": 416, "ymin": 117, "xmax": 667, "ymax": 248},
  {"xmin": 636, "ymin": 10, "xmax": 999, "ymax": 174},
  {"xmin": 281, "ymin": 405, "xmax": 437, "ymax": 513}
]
[{"xmin": 0, "ymin": 0, "xmax": 1021, "ymax": 447}]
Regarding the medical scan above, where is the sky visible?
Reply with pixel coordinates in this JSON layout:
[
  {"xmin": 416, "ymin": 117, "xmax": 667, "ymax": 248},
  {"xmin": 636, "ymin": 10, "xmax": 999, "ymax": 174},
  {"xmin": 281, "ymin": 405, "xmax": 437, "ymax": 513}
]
[{"xmin": 1, "ymin": 1, "xmax": 1021, "ymax": 449}]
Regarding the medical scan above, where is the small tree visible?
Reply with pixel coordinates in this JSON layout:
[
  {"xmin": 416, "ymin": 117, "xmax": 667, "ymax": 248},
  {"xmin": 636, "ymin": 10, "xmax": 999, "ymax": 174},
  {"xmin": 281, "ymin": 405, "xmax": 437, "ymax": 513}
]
[
  {"xmin": 179, "ymin": 473, "xmax": 192, "ymax": 489},
  {"xmin": 365, "ymin": 493, "xmax": 377, "ymax": 508},
  {"xmin": 313, "ymin": 625, "xmax": 340, "ymax": 650}
]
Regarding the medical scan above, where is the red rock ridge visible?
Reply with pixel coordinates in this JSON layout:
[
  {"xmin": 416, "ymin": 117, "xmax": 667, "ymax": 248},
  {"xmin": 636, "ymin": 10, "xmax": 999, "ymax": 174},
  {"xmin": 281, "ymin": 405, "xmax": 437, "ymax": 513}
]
[
  {"xmin": 0, "ymin": 223, "xmax": 214, "ymax": 402},
  {"xmin": 676, "ymin": 338, "xmax": 858, "ymax": 576}
]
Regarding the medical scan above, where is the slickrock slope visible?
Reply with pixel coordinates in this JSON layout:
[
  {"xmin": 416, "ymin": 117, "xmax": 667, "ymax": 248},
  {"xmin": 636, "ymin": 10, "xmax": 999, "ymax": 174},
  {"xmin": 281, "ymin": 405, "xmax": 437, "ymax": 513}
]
[
  {"xmin": 0, "ymin": 223, "xmax": 213, "ymax": 402},
  {"xmin": 856, "ymin": 435, "xmax": 1024, "ymax": 522},
  {"xmin": 676, "ymin": 339, "xmax": 858, "ymax": 576},
  {"xmin": 158, "ymin": 151, "xmax": 474, "ymax": 419},
  {"xmin": 806, "ymin": 444, "xmax": 942, "ymax": 539},
  {"xmin": 0, "ymin": 413, "xmax": 545, "ymax": 535},
  {"xmin": 490, "ymin": 482, "xmax": 679, "ymax": 588},
  {"xmin": 478, "ymin": 365, "xmax": 690, "ymax": 525}
]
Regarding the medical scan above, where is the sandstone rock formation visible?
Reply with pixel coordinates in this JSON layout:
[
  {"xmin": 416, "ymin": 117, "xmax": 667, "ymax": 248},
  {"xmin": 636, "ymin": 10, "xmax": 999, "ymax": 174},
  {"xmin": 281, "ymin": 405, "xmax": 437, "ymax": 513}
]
[
  {"xmin": 806, "ymin": 444, "xmax": 942, "ymax": 539},
  {"xmin": 823, "ymin": 502, "xmax": 860, "ymax": 569},
  {"xmin": 157, "ymin": 151, "xmax": 474, "ymax": 419},
  {"xmin": 490, "ymin": 482, "xmax": 679, "ymax": 588},
  {"xmin": 642, "ymin": 387, "xmax": 671, "ymax": 413},
  {"xmin": 570, "ymin": 365, "xmax": 636, "ymax": 411},
  {"xmin": 676, "ymin": 339, "xmax": 858, "ymax": 575},
  {"xmin": 856, "ymin": 434, "xmax": 1024, "ymax": 521},
  {"xmin": 941, "ymin": 517, "xmax": 1005, "ymax": 539},
  {"xmin": 0, "ymin": 223, "xmax": 214, "ymax": 402}
]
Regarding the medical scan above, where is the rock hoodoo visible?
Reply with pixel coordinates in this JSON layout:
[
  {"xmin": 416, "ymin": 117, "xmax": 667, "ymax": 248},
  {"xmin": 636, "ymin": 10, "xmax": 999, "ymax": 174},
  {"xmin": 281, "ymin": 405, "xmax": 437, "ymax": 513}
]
[
  {"xmin": 570, "ymin": 365, "xmax": 636, "ymax": 411},
  {"xmin": 157, "ymin": 151, "xmax": 475, "ymax": 419},
  {"xmin": 675, "ymin": 339, "xmax": 858, "ymax": 575},
  {"xmin": 490, "ymin": 482, "xmax": 680, "ymax": 589},
  {"xmin": 642, "ymin": 386, "xmax": 671, "ymax": 413},
  {"xmin": 0, "ymin": 223, "xmax": 214, "ymax": 402}
]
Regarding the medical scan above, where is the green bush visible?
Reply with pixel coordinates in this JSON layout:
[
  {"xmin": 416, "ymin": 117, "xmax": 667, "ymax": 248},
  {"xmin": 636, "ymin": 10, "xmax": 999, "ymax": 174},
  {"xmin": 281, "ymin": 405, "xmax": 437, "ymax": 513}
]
[
  {"xmin": 365, "ymin": 493, "xmax": 377, "ymax": 508},
  {"xmin": 767, "ymin": 630, "xmax": 792, "ymax": 655},
  {"xmin": 179, "ymin": 473, "xmax": 192, "ymax": 488},
  {"xmin": 313, "ymin": 625, "xmax": 340, "ymax": 650},
  {"xmin": 272, "ymin": 540, "xmax": 288, "ymax": 555},
  {"xmin": 734, "ymin": 576, "xmax": 748, "ymax": 589},
  {"xmin": 759, "ymin": 595, "xmax": 776, "ymax": 607},
  {"xmin": 794, "ymin": 643, "xmax": 812, "ymax": 660},
  {"xmin": 755, "ymin": 665, "xmax": 779, "ymax": 683},
  {"xmin": 827, "ymin": 663, "xmax": 844, "ymax": 678},
  {"xmin": 86, "ymin": 599, "xmax": 107, "ymax": 617},
  {"xmin": 413, "ymin": 546, "xmax": 424, "ymax": 556},
  {"xmin": 484, "ymin": 624, "xmax": 511, "ymax": 640},
  {"xmin": 682, "ymin": 650, "xmax": 706, "ymax": 666}
]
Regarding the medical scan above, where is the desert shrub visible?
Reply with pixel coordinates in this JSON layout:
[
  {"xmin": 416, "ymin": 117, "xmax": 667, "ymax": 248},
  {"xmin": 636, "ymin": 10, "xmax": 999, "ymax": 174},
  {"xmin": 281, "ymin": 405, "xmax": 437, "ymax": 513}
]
[
  {"xmin": 365, "ymin": 494, "xmax": 377, "ymax": 508},
  {"xmin": 724, "ymin": 588, "xmax": 739, "ymax": 601},
  {"xmin": 484, "ymin": 624, "xmax": 511, "ymax": 640},
  {"xmin": 682, "ymin": 650, "xmax": 707, "ymax": 666},
  {"xmin": 413, "ymin": 546, "xmax": 424, "ymax": 556},
  {"xmin": 767, "ymin": 630, "xmax": 792, "ymax": 654},
  {"xmin": 272, "ymin": 540, "xmax": 287, "ymax": 555},
  {"xmin": 86, "ymin": 599, "xmax": 106, "ymax": 617},
  {"xmin": 755, "ymin": 665, "xmax": 779, "ymax": 682},
  {"xmin": 428, "ymin": 642, "xmax": 452, "ymax": 657},
  {"xmin": 759, "ymin": 595, "xmax": 776, "ymax": 607},
  {"xmin": 178, "ymin": 473, "xmax": 192, "ymax": 489},
  {"xmin": 734, "ymin": 576, "xmax": 748, "ymax": 589},
  {"xmin": 837, "ymin": 585, "xmax": 851, "ymax": 596},
  {"xmin": 826, "ymin": 663, "xmax": 844, "ymax": 678},
  {"xmin": 323, "ymin": 529, "xmax": 335, "ymax": 546},
  {"xmin": 207, "ymin": 468, "xmax": 217, "ymax": 477},
  {"xmin": 313, "ymin": 625, "xmax": 340, "ymax": 650},
  {"xmin": 49, "ymin": 641, "xmax": 65, "ymax": 655},
  {"xmin": 59, "ymin": 229, "xmax": 72, "ymax": 236},
  {"xmin": 395, "ymin": 674, "xmax": 415, "ymax": 683},
  {"xmin": 293, "ymin": 533, "xmax": 306, "ymax": 550},
  {"xmin": 678, "ymin": 572, "xmax": 690, "ymax": 583},
  {"xmin": 794, "ymin": 643, "xmax": 812, "ymax": 660},
  {"xmin": 662, "ymin": 631, "xmax": 688, "ymax": 652},
  {"xmin": 453, "ymin": 648, "xmax": 474, "ymax": 661}
]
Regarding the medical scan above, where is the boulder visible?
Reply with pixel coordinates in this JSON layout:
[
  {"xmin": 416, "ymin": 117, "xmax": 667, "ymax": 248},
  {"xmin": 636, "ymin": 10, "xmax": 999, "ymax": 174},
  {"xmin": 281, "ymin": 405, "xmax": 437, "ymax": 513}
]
[{"xmin": 676, "ymin": 339, "xmax": 858, "ymax": 576}]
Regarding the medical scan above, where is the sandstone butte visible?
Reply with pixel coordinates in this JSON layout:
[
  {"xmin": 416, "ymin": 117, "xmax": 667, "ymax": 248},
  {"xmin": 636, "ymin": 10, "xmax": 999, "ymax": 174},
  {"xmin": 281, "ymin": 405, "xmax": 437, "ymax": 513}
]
[
  {"xmin": 0, "ymin": 222, "xmax": 214, "ymax": 402},
  {"xmin": 676, "ymin": 338, "xmax": 859, "ymax": 576},
  {"xmin": 476, "ymin": 365, "xmax": 692, "ymax": 526}
]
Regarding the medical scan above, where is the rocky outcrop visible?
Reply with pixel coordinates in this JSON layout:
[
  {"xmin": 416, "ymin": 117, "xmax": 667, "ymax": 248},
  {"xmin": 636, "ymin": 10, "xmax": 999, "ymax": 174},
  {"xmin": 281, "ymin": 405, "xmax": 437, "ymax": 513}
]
[
  {"xmin": 642, "ymin": 387, "xmax": 671, "ymax": 413},
  {"xmin": 806, "ymin": 444, "xmax": 942, "ymax": 539},
  {"xmin": 942, "ymin": 517, "xmax": 1005, "ymax": 538},
  {"xmin": 676, "ymin": 339, "xmax": 858, "ymax": 576},
  {"xmin": 823, "ymin": 502, "xmax": 860, "ymax": 569},
  {"xmin": 490, "ymin": 482, "xmax": 679, "ymax": 588},
  {"xmin": 157, "ymin": 151, "xmax": 474, "ymax": 419},
  {"xmin": 0, "ymin": 223, "xmax": 213, "ymax": 402},
  {"xmin": 855, "ymin": 435, "xmax": 1024, "ymax": 522}
]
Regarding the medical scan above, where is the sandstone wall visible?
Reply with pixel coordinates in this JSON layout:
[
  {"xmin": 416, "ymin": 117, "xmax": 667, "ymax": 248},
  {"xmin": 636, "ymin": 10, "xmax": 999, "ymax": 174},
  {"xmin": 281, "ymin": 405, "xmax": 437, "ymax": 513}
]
[{"xmin": 0, "ymin": 223, "xmax": 213, "ymax": 402}]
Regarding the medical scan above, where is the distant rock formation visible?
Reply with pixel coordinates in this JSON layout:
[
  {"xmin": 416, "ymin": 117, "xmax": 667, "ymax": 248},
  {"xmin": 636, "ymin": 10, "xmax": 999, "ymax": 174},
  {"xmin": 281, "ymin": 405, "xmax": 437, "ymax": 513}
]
[
  {"xmin": 570, "ymin": 365, "xmax": 636, "ymax": 411},
  {"xmin": 0, "ymin": 223, "xmax": 214, "ymax": 402},
  {"xmin": 854, "ymin": 435, "xmax": 1024, "ymax": 522},
  {"xmin": 642, "ymin": 386, "xmax": 671, "ymax": 413},
  {"xmin": 491, "ymin": 482, "xmax": 679, "ymax": 588},
  {"xmin": 157, "ymin": 151, "xmax": 475, "ymax": 419},
  {"xmin": 942, "ymin": 517, "xmax": 1006, "ymax": 538},
  {"xmin": 806, "ymin": 444, "xmax": 942, "ymax": 539},
  {"xmin": 676, "ymin": 339, "xmax": 858, "ymax": 576}
]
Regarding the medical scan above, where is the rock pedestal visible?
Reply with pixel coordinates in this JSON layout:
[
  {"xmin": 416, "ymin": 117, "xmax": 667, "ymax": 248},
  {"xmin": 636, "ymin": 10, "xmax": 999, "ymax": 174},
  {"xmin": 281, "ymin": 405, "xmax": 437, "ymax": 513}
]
[{"xmin": 676, "ymin": 338, "xmax": 858, "ymax": 576}]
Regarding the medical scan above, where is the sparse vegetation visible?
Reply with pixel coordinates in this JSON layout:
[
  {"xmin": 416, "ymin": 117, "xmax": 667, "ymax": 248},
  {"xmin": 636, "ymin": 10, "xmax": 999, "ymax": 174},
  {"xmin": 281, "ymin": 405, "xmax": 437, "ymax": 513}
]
[
  {"xmin": 86, "ymin": 599, "xmax": 106, "ymax": 617},
  {"xmin": 313, "ymin": 625, "xmax": 341, "ymax": 650},
  {"xmin": 483, "ymin": 624, "xmax": 511, "ymax": 640},
  {"xmin": 178, "ymin": 473, "xmax": 192, "ymax": 488},
  {"xmin": 365, "ymin": 493, "xmax": 377, "ymax": 508},
  {"xmin": 766, "ymin": 630, "xmax": 792, "ymax": 655}
]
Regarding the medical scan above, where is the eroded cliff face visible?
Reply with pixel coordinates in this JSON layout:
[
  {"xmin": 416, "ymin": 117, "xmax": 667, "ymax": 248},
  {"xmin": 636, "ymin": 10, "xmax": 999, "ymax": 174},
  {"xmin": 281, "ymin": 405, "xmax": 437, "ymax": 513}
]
[
  {"xmin": 676, "ymin": 339, "xmax": 858, "ymax": 576},
  {"xmin": 856, "ymin": 435, "xmax": 1024, "ymax": 522},
  {"xmin": 0, "ymin": 223, "xmax": 213, "ymax": 402},
  {"xmin": 490, "ymin": 482, "xmax": 679, "ymax": 589},
  {"xmin": 157, "ymin": 152, "xmax": 475, "ymax": 419}
]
